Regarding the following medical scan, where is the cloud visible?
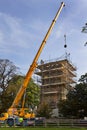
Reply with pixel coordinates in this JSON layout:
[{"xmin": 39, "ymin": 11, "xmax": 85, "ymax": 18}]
[
  {"xmin": 0, "ymin": 12, "xmax": 38, "ymax": 55},
  {"xmin": 0, "ymin": 12, "xmax": 28, "ymax": 46},
  {"xmin": 0, "ymin": 11, "xmax": 50, "ymax": 73},
  {"xmin": 0, "ymin": 0, "xmax": 87, "ymax": 78}
]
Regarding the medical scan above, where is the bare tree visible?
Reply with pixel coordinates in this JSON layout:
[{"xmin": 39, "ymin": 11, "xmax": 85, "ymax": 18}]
[{"xmin": 0, "ymin": 59, "xmax": 19, "ymax": 93}]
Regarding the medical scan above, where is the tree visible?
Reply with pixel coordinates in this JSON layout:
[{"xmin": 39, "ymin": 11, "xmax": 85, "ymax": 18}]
[
  {"xmin": 5, "ymin": 75, "xmax": 24, "ymax": 107},
  {"xmin": 25, "ymin": 78, "xmax": 40, "ymax": 109},
  {"xmin": 0, "ymin": 59, "xmax": 19, "ymax": 93},
  {"xmin": 0, "ymin": 75, "xmax": 40, "ymax": 113},
  {"xmin": 82, "ymin": 23, "xmax": 87, "ymax": 46},
  {"xmin": 0, "ymin": 59, "xmax": 40, "ymax": 114},
  {"xmin": 7, "ymin": 75, "xmax": 24, "ymax": 97},
  {"xmin": 0, "ymin": 75, "xmax": 24, "ymax": 114},
  {"xmin": 82, "ymin": 23, "xmax": 87, "ymax": 33},
  {"xmin": 0, "ymin": 59, "xmax": 20, "ymax": 113},
  {"xmin": 36, "ymin": 101, "xmax": 52, "ymax": 118},
  {"xmin": 79, "ymin": 73, "xmax": 87, "ymax": 83},
  {"xmin": 58, "ymin": 73, "xmax": 87, "ymax": 118}
]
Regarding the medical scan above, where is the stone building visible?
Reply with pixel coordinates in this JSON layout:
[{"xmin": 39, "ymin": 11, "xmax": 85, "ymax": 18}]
[{"xmin": 35, "ymin": 54, "xmax": 77, "ymax": 114}]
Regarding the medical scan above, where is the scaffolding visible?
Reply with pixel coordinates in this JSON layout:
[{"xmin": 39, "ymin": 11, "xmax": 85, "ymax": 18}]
[{"xmin": 35, "ymin": 53, "xmax": 77, "ymax": 109}]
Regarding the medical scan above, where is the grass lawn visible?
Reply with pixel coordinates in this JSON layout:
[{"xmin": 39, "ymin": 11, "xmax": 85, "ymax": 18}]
[{"xmin": 0, "ymin": 127, "xmax": 87, "ymax": 130}]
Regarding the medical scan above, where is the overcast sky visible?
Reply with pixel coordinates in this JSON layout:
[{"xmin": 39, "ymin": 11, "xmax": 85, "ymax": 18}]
[{"xmin": 0, "ymin": 0, "xmax": 87, "ymax": 80}]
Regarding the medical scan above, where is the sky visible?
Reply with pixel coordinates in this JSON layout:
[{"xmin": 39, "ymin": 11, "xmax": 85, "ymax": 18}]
[{"xmin": 0, "ymin": 0, "xmax": 87, "ymax": 81}]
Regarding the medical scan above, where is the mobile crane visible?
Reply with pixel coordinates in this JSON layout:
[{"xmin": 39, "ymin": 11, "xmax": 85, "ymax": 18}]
[{"xmin": 0, "ymin": 2, "xmax": 65, "ymax": 123}]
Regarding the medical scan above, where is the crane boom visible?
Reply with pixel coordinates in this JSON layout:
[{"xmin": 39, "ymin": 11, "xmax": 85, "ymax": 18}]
[{"xmin": 11, "ymin": 2, "xmax": 65, "ymax": 108}]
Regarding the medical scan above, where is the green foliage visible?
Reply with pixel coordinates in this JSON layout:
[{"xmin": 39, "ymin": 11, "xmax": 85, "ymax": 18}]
[
  {"xmin": 58, "ymin": 73, "xmax": 87, "ymax": 118},
  {"xmin": 82, "ymin": 23, "xmax": 87, "ymax": 46},
  {"xmin": 0, "ymin": 59, "xmax": 40, "ymax": 113},
  {"xmin": 0, "ymin": 75, "xmax": 24, "ymax": 113},
  {"xmin": 7, "ymin": 75, "xmax": 24, "ymax": 96},
  {"xmin": 25, "ymin": 78, "xmax": 40, "ymax": 109},
  {"xmin": 79, "ymin": 73, "xmax": 87, "ymax": 83},
  {"xmin": 36, "ymin": 101, "xmax": 52, "ymax": 118},
  {"xmin": 0, "ymin": 59, "xmax": 20, "ymax": 114},
  {"xmin": 0, "ymin": 75, "xmax": 40, "ymax": 113},
  {"xmin": 82, "ymin": 23, "xmax": 87, "ymax": 33},
  {"xmin": 0, "ymin": 93, "xmax": 13, "ymax": 113}
]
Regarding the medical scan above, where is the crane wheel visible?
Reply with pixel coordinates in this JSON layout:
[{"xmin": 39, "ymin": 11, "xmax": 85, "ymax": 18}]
[{"xmin": 7, "ymin": 117, "xmax": 14, "ymax": 127}]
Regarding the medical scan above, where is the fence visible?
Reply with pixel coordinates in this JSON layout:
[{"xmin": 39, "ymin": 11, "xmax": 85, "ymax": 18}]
[
  {"xmin": 0, "ymin": 118, "xmax": 87, "ymax": 127},
  {"xmin": 45, "ymin": 118, "xmax": 87, "ymax": 127}
]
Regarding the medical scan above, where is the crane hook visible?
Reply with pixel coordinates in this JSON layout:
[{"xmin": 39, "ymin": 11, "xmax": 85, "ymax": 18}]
[
  {"xmin": 64, "ymin": 34, "xmax": 67, "ymax": 48},
  {"xmin": 64, "ymin": 44, "xmax": 67, "ymax": 48}
]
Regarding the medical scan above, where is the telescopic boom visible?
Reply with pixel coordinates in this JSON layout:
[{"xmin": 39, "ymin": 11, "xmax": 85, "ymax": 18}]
[{"xmin": 11, "ymin": 2, "xmax": 65, "ymax": 108}]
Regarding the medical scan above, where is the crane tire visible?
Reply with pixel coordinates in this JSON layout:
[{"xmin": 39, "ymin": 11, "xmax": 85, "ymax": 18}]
[{"xmin": 7, "ymin": 118, "xmax": 14, "ymax": 127}]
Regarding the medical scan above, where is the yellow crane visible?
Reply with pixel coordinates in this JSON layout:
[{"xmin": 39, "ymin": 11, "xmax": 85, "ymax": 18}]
[{"xmin": 0, "ymin": 2, "xmax": 65, "ymax": 121}]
